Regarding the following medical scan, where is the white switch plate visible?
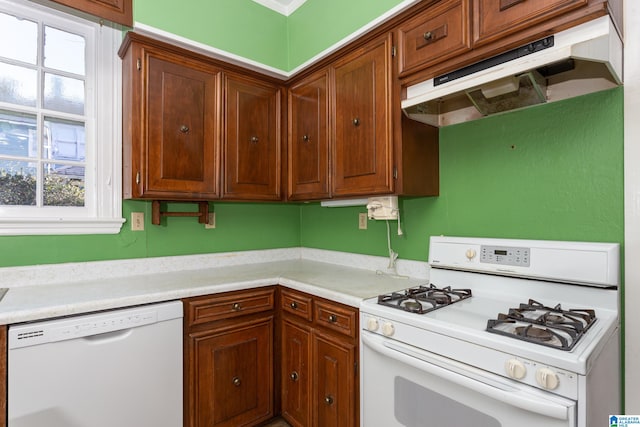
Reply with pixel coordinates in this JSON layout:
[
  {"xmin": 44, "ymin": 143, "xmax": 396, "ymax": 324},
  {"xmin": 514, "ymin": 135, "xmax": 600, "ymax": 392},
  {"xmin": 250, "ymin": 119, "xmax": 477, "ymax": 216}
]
[
  {"xmin": 205, "ymin": 212, "xmax": 216, "ymax": 229},
  {"xmin": 358, "ymin": 212, "xmax": 367, "ymax": 230},
  {"xmin": 131, "ymin": 212, "xmax": 144, "ymax": 231}
]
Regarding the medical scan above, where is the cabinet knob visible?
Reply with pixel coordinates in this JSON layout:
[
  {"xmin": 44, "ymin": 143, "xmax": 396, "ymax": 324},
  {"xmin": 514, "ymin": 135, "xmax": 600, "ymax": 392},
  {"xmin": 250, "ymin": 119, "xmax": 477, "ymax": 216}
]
[
  {"xmin": 352, "ymin": 118, "xmax": 360, "ymax": 127},
  {"xmin": 179, "ymin": 125, "xmax": 190, "ymax": 133},
  {"xmin": 290, "ymin": 371, "xmax": 299, "ymax": 381},
  {"xmin": 290, "ymin": 301, "xmax": 298, "ymax": 309},
  {"xmin": 423, "ymin": 31, "xmax": 433, "ymax": 41},
  {"xmin": 302, "ymin": 134, "xmax": 310, "ymax": 142},
  {"xmin": 325, "ymin": 395, "xmax": 334, "ymax": 405},
  {"xmin": 232, "ymin": 302, "xmax": 241, "ymax": 311},
  {"xmin": 250, "ymin": 136, "xmax": 259, "ymax": 144},
  {"xmin": 328, "ymin": 314, "xmax": 338, "ymax": 323},
  {"xmin": 232, "ymin": 376, "xmax": 242, "ymax": 387}
]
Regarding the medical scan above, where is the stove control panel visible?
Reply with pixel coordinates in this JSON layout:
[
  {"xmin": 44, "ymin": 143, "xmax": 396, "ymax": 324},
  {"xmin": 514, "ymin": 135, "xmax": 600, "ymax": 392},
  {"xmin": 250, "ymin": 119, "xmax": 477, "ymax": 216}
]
[{"xmin": 480, "ymin": 245, "xmax": 530, "ymax": 267}]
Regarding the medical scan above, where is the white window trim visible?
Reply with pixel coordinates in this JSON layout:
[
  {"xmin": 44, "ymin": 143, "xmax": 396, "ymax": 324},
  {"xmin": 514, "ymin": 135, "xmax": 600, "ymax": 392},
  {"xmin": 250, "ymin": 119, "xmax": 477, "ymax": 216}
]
[{"xmin": 0, "ymin": 0, "xmax": 124, "ymax": 235}]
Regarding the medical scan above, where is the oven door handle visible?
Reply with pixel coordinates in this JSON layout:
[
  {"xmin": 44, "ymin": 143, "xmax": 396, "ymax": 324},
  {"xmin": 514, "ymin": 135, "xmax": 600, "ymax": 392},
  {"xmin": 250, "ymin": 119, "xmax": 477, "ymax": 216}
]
[{"xmin": 362, "ymin": 333, "xmax": 573, "ymax": 420}]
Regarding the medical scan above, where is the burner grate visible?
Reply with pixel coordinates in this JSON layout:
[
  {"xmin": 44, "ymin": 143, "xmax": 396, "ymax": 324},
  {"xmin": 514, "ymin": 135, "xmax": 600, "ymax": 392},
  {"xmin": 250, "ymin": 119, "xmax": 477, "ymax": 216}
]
[
  {"xmin": 377, "ymin": 284, "xmax": 472, "ymax": 314},
  {"xmin": 486, "ymin": 299, "xmax": 597, "ymax": 351}
]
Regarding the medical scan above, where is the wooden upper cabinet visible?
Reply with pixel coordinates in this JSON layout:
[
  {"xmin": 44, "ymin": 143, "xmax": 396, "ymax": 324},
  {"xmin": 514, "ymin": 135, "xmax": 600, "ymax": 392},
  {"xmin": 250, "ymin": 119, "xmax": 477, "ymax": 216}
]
[
  {"xmin": 397, "ymin": 0, "xmax": 471, "ymax": 77},
  {"xmin": 473, "ymin": 0, "xmax": 589, "ymax": 46},
  {"xmin": 120, "ymin": 34, "xmax": 221, "ymax": 200},
  {"xmin": 223, "ymin": 74, "xmax": 282, "ymax": 200},
  {"xmin": 49, "ymin": 0, "xmax": 132, "ymax": 26},
  {"xmin": 332, "ymin": 34, "xmax": 393, "ymax": 197},
  {"xmin": 288, "ymin": 70, "xmax": 331, "ymax": 201}
]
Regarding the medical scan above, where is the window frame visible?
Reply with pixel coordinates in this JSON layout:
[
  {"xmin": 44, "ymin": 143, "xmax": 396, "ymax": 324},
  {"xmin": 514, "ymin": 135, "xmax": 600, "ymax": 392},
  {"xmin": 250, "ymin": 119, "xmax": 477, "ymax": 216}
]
[{"xmin": 0, "ymin": 0, "xmax": 124, "ymax": 235}]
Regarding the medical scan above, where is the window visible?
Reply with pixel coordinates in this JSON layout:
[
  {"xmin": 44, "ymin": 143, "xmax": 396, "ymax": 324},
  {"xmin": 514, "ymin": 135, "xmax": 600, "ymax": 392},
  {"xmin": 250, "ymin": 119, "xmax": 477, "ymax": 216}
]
[{"xmin": 0, "ymin": 0, "xmax": 124, "ymax": 235}]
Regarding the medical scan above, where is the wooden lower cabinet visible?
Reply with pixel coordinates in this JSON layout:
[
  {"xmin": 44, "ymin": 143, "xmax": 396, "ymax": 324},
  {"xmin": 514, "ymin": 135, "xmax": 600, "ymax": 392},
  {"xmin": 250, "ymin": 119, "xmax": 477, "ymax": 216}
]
[
  {"xmin": 184, "ymin": 287, "xmax": 358, "ymax": 427},
  {"xmin": 184, "ymin": 290, "xmax": 275, "ymax": 427},
  {"xmin": 313, "ymin": 333, "xmax": 356, "ymax": 427},
  {"xmin": 281, "ymin": 289, "xmax": 359, "ymax": 427},
  {"xmin": 281, "ymin": 320, "xmax": 312, "ymax": 427}
]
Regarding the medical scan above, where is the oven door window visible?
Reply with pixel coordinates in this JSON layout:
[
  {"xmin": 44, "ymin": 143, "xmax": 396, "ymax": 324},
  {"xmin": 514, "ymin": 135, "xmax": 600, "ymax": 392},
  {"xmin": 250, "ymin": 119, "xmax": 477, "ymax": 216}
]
[{"xmin": 361, "ymin": 333, "xmax": 577, "ymax": 427}]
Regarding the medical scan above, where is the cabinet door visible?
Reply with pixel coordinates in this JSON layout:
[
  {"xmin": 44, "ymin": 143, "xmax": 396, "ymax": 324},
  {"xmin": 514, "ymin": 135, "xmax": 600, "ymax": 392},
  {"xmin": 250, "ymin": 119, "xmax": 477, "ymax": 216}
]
[
  {"xmin": 49, "ymin": 0, "xmax": 132, "ymax": 26},
  {"xmin": 186, "ymin": 317, "xmax": 273, "ymax": 427},
  {"xmin": 145, "ymin": 54, "xmax": 220, "ymax": 199},
  {"xmin": 313, "ymin": 332, "xmax": 357, "ymax": 427},
  {"xmin": 288, "ymin": 71, "xmax": 330, "ymax": 201},
  {"xmin": 281, "ymin": 321, "xmax": 312, "ymax": 427},
  {"xmin": 473, "ymin": 0, "xmax": 588, "ymax": 46},
  {"xmin": 223, "ymin": 74, "xmax": 282, "ymax": 200},
  {"xmin": 333, "ymin": 34, "xmax": 393, "ymax": 197}
]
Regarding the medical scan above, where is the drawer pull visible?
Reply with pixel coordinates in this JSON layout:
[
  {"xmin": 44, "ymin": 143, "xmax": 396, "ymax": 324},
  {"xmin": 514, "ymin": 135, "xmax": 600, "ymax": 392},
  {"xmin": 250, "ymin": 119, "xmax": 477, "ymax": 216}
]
[
  {"xmin": 302, "ymin": 134, "xmax": 310, "ymax": 142},
  {"xmin": 179, "ymin": 125, "xmax": 190, "ymax": 133},
  {"xmin": 290, "ymin": 371, "xmax": 299, "ymax": 381},
  {"xmin": 352, "ymin": 118, "xmax": 360, "ymax": 126},
  {"xmin": 325, "ymin": 395, "xmax": 334, "ymax": 405},
  {"xmin": 416, "ymin": 24, "xmax": 448, "ymax": 49},
  {"xmin": 232, "ymin": 302, "xmax": 241, "ymax": 311},
  {"xmin": 290, "ymin": 301, "xmax": 298, "ymax": 309},
  {"xmin": 232, "ymin": 376, "xmax": 241, "ymax": 387},
  {"xmin": 250, "ymin": 136, "xmax": 259, "ymax": 144},
  {"xmin": 328, "ymin": 314, "xmax": 338, "ymax": 323}
]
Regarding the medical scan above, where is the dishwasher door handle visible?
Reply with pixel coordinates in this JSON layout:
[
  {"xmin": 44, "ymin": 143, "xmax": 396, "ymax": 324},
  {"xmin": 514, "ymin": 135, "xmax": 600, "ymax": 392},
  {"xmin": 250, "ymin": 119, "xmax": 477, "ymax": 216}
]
[{"xmin": 82, "ymin": 328, "xmax": 133, "ymax": 344}]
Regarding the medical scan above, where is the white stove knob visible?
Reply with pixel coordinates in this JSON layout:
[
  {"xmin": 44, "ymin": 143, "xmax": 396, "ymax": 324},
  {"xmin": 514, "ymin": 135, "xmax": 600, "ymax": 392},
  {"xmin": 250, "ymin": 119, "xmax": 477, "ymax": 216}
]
[
  {"xmin": 381, "ymin": 322, "xmax": 395, "ymax": 337},
  {"xmin": 505, "ymin": 359, "xmax": 526, "ymax": 379},
  {"xmin": 465, "ymin": 249, "xmax": 477, "ymax": 260},
  {"xmin": 366, "ymin": 317, "xmax": 379, "ymax": 332},
  {"xmin": 536, "ymin": 367, "xmax": 560, "ymax": 390}
]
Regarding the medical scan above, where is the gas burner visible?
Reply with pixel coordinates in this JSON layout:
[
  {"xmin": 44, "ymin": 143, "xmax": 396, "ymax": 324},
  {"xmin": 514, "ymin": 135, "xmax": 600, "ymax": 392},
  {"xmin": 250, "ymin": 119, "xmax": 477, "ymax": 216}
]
[
  {"xmin": 486, "ymin": 299, "xmax": 597, "ymax": 350},
  {"xmin": 377, "ymin": 284, "xmax": 472, "ymax": 314}
]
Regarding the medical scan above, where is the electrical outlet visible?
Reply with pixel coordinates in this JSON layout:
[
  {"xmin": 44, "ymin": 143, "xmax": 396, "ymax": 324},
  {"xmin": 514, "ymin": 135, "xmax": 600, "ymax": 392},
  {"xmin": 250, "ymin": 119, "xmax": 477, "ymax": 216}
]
[
  {"xmin": 205, "ymin": 212, "xmax": 216, "ymax": 229},
  {"xmin": 358, "ymin": 212, "xmax": 368, "ymax": 230},
  {"xmin": 131, "ymin": 212, "xmax": 144, "ymax": 231}
]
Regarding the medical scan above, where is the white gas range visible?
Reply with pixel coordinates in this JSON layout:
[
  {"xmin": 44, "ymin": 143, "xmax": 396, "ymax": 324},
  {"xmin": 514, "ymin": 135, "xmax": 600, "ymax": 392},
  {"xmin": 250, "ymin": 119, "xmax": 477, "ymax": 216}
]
[{"xmin": 360, "ymin": 236, "xmax": 620, "ymax": 427}]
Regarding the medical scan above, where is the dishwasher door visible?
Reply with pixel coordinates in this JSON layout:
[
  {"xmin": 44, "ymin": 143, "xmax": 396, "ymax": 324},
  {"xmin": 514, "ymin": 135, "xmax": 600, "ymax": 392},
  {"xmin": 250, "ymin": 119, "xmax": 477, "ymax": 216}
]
[{"xmin": 8, "ymin": 301, "xmax": 183, "ymax": 427}]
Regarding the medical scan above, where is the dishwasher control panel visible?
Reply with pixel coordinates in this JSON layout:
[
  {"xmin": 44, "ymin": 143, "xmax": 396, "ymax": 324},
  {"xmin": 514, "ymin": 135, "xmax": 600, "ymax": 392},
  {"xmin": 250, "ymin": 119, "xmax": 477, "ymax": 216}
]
[{"xmin": 8, "ymin": 305, "xmax": 163, "ymax": 349}]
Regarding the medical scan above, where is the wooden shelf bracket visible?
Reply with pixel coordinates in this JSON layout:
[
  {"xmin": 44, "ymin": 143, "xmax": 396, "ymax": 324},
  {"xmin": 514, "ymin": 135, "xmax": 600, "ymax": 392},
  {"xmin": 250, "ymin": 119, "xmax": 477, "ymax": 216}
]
[{"xmin": 151, "ymin": 200, "xmax": 210, "ymax": 225}]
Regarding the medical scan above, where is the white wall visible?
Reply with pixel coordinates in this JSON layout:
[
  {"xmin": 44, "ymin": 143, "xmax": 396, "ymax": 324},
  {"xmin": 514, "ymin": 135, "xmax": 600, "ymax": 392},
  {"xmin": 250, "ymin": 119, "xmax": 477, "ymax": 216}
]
[{"xmin": 623, "ymin": 0, "xmax": 639, "ymax": 414}]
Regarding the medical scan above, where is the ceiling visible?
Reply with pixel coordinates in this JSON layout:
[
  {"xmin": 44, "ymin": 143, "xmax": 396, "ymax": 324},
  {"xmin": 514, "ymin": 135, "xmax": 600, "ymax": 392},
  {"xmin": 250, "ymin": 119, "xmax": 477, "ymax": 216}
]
[{"xmin": 251, "ymin": 0, "xmax": 308, "ymax": 16}]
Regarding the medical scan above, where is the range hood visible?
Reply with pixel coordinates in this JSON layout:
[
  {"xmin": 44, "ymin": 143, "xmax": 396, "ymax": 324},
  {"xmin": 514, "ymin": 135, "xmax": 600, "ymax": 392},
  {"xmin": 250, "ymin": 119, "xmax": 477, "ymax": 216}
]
[{"xmin": 402, "ymin": 16, "xmax": 622, "ymax": 127}]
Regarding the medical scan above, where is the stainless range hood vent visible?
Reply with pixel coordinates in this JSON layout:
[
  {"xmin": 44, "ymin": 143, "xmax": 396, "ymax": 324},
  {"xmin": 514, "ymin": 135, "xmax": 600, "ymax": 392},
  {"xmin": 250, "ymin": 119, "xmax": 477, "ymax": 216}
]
[{"xmin": 402, "ymin": 16, "xmax": 622, "ymax": 127}]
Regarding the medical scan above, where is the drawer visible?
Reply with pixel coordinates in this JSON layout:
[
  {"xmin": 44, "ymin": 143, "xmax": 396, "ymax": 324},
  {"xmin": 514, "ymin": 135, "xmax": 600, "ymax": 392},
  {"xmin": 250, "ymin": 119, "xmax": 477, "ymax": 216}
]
[
  {"xmin": 314, "ymin": 300, "xmax": 357, "ymax": 338},
  {"xmin": 397, "ymin": 0, "xmax": 471, "ymax": 76},
  {"xmin": 185, "ymin": 288, "xmax": 275, "ymax": 326},
  {"xmin": 281, "ymin": 289, "xmax": 313, "ymax": 321},
  {"xmin": 473, "ymin": 0, "xmax": 588, "ymax": 46}
]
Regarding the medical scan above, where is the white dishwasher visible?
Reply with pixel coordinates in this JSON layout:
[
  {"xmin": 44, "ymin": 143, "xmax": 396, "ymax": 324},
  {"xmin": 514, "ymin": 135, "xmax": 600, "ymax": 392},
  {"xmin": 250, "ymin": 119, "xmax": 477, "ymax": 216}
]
[{"xmin": 7, "ymin": 300, "xmax": 183, "ymax": 427}]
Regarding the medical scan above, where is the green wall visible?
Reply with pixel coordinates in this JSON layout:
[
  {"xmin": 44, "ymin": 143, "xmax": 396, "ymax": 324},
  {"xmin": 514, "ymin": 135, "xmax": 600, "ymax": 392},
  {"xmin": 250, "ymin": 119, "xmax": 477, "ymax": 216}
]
[
  {"xmin": 133, "ymin": 0, "xmax": 289, "ymax": 70},
  {"xmin": 0, "ymin": 202, "xmax": 300, "ymax": 267},
  {"xmin": 300, "ymin": 88, "xmax": 624, "ymax": 261},
  {"xmin": 287, "ymin": 0, "xmax": 405, "ymax": 69},
  {"xmin": 0, "ymin": 2, "xmax": 623, "ymax": 269}
]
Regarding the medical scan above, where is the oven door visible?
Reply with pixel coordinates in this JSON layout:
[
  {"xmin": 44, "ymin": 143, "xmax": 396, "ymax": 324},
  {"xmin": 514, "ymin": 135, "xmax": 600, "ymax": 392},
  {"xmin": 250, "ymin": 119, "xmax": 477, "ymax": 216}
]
[{"xmin": 361, "ymin": 332, "xmax": 576, "ymax": 427}]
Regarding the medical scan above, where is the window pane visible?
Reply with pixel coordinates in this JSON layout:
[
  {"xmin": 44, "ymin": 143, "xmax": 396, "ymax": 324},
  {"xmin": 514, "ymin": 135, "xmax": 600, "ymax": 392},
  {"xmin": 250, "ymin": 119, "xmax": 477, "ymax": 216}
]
[
  {"xmin": 44, "ymin": 73, "xmax": 84, "ymax": 114},
  {"xmin": 0, "ymin": 12, "xmax": 37, "ymax": 64},
  {"xmin": 0, "ymin": 111, "xmax": 37, "ymax": 158},
  {"xmin": 44, "ymin": 26, "xmax": 85, "ymax": 75},
  {"xmin": 44, "ymin": 162, "xmax": 84, "ymax": 206},
  {"xmin": 0, "ymin": 62, "xmax": 37, "ymax": 106},
  {"xmin": 0, "ymin": 161, "xmax": 36, "ymax": 206},
  {"xmin": 44, "ymin": 117, "xmax": 85, "ymax": 161}
]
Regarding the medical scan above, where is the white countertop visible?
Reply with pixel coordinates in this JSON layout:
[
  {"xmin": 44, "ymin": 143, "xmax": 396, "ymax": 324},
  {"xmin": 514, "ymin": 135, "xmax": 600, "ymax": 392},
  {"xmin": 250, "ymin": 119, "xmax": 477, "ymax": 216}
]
[{"xmin": 0, "ymin": 248, "xmax": 429, "ymax": 324}]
